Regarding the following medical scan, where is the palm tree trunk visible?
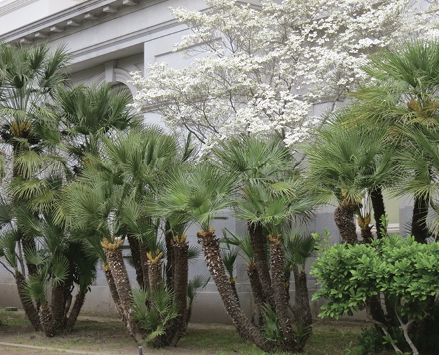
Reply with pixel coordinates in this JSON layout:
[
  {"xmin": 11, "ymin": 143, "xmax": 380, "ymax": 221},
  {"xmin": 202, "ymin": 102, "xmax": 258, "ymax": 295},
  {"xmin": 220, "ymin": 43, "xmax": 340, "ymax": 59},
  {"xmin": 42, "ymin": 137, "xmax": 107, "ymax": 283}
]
[
  {"xmin": 411, "ymin": 196, "xmax": 429, "ymax": 243},
  {"xmin": 139, "ymin": 240, "xmax": 150, "ymax": 288},
  {"xmin": 268, "ymin": 235, "xmax": 296, "ymax": 349},
  {"xmin": 248, "ymin": 222, "xmax": 275, "ymax": 308},
  {"xmin": 247, "ymin": 264, "xmax": 264, "ymax": 327},
  {"xmin": 39, "ymin": 303, "xmax": 56, "ymax": 337},
  {"xmin": 127, "ymin": 235, "xmax": 144, "ymax": 287},
  {"xmin": 361, "ymin": 226, "xmax": 374, "ymax": 244},
  {"xmin": 294, "ymin": 269, "xmax": 312, "ymax": 350},
  {"xmin": 169, "ymin": 240, "xmax": 189, "ymax": 346},
  {"xmin": 370, "ymin": 188, "xmax": 386, "ymax": 238},
  {"xmin": 147, "ymin": 261, "xmax": 163, "ymax": 289},
  {"xmin": 334, "ymin": 202, "xmax": 357, "ymax": 245},
  {"xmin": 196, "ymin": 229, "xmax": 273, "ymax": 352},
  {"xmin": 63, "ymin": 259, "xmax": 76, "ymax": 320},
  {"xmin": 65, "ymin": 288, "xmax": 87, "ymax": 332},
  {"xmin": 15, "ymin": 270, "xmax": 40, "ymax": 331},
  {"xmin": 51, "ymin": 281, "xmax": 66, "ymax": 327},
  {"xmin": 104, "ymin": 267, "xmax": 124, "ymax": 318},
  {"xmin": 106, "ymin": 248, "xmax": 143, "ymax": 344},
  {"xmin": 165, "ymin": 221, "xmax": 175, "ymax": 289},
  {"xmin": 230, "ymin": 279, "xmax": 240, "ymax": 308}
]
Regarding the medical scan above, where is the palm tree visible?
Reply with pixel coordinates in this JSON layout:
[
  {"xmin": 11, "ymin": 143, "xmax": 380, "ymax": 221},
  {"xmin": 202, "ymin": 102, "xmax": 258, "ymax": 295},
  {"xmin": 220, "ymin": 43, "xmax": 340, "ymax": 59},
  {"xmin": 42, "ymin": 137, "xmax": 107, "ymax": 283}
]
[
  {"xmin": 57, "ymin": 127, "xmax": 194, "ymax": 347},
  {"xmin": 351, "ymin": 40, "xmax": 439, "ymax": 242},
  {"xmin": 0, "ymin": 43, "xmax": 69, "ymax": 328},
  {"xmin": 213, "ymin": 135, "xmax": 298, "ymax": 311},
  {"xmin": 305, "ymin": 113, "xmax": 396, "ymax": 244},
  {"xmin": 54, "ymin": 83, "xmax": 141, "ymax": 174},
  {"xmin": 159, "ymin": 135, "xmax": 317, "ymax": 353}
]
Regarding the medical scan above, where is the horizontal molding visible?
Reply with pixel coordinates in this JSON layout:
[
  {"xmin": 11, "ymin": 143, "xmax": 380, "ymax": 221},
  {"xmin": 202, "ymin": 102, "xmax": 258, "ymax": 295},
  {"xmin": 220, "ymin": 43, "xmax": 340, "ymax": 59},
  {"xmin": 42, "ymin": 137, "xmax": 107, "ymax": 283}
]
[
  {"xmin": 0, "ymin": 0, "xmax": 168, "ymax": 42},
  {"xmin": 69, "ymin": 18, "xmax": 184, "ymax": 61},
  {"xmin": 0, "ymin": 0, "xmax": 38, "ymax": 17}
]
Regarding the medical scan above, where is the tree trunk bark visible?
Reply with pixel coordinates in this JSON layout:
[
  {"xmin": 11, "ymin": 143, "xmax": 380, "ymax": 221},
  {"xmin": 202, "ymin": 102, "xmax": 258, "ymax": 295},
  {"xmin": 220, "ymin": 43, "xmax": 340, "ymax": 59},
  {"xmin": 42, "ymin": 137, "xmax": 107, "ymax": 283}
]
[
  {"xmin": 139, "ymin": 240, "xmax": 149, "ymax": 289},
  {"xmin": 294, "ymin": 269, "xmax": 313, "ymax": 351},
  {"xmin": 65, "ymin": 288, "xmax": 87, "ymax": 332},
  {"xmin": 361, "ymin": 226, "xmax": 374, "ymax": 244},
  {"xmin": 334, "ymin": 202, "xmax": 357, "ymax": 245},
  {"xmin": 268, "ymin": 234, "xmax": 296, "ymax": 349},
  {"xmin": 104, "ymin": 267, "xmax": 124, "ymax": 318},
  {"xmin": 147, "ymin": 261, "xmax": 163, "ymax": 290},
  {"xmin": 411, "ymin": 196, "xmax": 429, "ymax": 243},
  {"xmin": 370, "ymin": 188, "xmax": 386, "ymax": 239},
  {"xmin": 51, "ymin": 281, "xmax": 66, "ymax": 327},
  {"xmin": 165, "ymin": 221, "xmax": 175, "ymax": 290},
  {"xmin": 127, "ymin": 235, "xmax": 144, "ymax": 288},
  {"xmin": 247, "ymin": 264, "xmax": 264, "ymax": 327},
  {"xmin": 197, "ymin": 230, "xmax": 273, "ymax": 352},
  {"xmin": 106, "ymin": 248, "xmax": 143, "ymax": 344},
  {"xmin": 39, "ymin": 304, "xmax": 56, "ymax": 337},
  {"xmin": 169, "ymin": 240, "xmax": 189, "ymax": 347},
  {"xmin": 248, "ymin": 222, "xmax": 274, "ymax": 308},
  {"xmin": 230, "ymin": 280, "xmax": 240, "ymax": 308},
  {"xmin": 15, "ymin": 270, "xmax": 41, "ymax": 331}
]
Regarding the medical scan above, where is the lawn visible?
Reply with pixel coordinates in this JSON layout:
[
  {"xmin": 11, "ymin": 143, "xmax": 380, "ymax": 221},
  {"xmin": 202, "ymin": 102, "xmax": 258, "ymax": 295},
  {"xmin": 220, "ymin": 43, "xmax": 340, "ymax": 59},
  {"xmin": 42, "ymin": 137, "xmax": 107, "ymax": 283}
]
[{"xmin": 0, "ymin": 310, "xmax": 392, "ymax": 355}]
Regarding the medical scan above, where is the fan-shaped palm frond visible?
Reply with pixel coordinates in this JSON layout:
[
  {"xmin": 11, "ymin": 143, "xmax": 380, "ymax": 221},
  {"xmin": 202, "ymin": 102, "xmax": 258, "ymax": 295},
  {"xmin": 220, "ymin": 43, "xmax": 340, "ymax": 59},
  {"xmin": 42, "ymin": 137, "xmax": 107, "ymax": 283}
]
[
  {"xmin": 159, "ymin": 163, "xmax": 237, "ymax": 231},
  {"xmin": 187, "ymin": 275, "xmax": 210, "ymax": 308}
]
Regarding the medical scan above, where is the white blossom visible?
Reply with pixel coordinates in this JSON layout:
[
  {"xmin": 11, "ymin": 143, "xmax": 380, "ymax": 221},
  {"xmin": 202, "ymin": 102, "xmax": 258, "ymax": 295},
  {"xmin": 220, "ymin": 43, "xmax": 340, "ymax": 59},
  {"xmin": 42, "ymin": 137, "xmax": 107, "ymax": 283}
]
[{"xmin": 131, "ymin": 0, "xmax": 439, "ymax": 154}]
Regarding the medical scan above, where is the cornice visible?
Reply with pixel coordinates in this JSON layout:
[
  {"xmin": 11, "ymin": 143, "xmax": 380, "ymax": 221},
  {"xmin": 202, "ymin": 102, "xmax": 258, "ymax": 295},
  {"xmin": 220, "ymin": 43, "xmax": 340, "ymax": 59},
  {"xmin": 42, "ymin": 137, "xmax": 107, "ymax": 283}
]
[
  {"xmin": 69, "ymin": 18, "xmax": 181, "ymax": 61},
  {"xmin": 0, "ymin": 0, "xmax": 38, "ymax": 17},
  {"xmin": 0, "ymin": 0, "xmax": 168, "ymax": 43}
]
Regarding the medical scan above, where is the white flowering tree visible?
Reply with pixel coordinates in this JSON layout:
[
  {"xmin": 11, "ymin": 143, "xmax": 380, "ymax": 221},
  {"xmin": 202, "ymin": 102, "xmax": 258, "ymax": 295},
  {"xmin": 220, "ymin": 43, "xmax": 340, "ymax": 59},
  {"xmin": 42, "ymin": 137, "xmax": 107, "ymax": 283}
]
[{"xmin": 132, "ymin": 0, "xmax": 439, "ymax": 154}]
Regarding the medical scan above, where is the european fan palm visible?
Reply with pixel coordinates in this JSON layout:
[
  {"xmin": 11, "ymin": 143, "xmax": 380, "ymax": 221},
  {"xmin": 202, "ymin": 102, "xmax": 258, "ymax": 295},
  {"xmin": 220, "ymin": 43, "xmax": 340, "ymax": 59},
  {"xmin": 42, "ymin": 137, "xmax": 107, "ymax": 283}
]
[
  {"xmin": 55, "ymin": 83, "xmax": 141, "ymax": 174},
  {"xmin": 234, "ymin": 179, "xmax": 315, "ymax": 350},
  {"xmin": 351, "ymin": 40, "xmax": 439, "ymax": 242},
  {"xmin": 161, "ymin": 135, "xmax": 316, "ymax": 353},
  {"xmin": 0, "ymin": 43, "xmax": 69, "ymax": 329},
  {"xmin": 57, "ymin": 127, "xmax": 194, "ymax": 347},
  {"xmin": 306, "ymin": 113, "xmax": 395, "ymax": 244},
  {"xmin": 213, "ymin": 135, "xmax": 297, "ymax": 315}
]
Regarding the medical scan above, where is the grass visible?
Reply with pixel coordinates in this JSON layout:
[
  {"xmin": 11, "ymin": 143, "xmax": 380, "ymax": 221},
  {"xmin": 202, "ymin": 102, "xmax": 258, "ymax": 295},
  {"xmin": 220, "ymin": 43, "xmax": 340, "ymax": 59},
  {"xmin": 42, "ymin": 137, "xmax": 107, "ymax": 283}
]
[{"xmin": 0, "ymin": 310, "xmax": 394, "ymax": 355}]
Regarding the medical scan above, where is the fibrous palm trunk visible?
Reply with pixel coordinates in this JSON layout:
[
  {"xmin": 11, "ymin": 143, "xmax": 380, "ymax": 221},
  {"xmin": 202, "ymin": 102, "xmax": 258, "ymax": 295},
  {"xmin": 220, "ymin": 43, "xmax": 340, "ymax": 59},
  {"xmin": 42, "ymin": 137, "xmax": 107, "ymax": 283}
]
[
  {"xmin": 370, "ymin": 188, "xmax": 386, "ymax": 238},
  {"xmin": 139, "ymin": 240, "xmax": 150, "ymax": 288},
  {"xmin": 248, "ymin": 222, "xmax": 275, "ymax": 308},
  {"xmin": 51, "ymin": 281, "xmax": 66, "ymax": 327},
  {"xmin": 268, "ymin": 234, "xmax": 296, "ymax": 350},
  {"xmin": 247, "ymin": 264, "xmax": 264, "ymax": 327},
  {"xmin": 106, "ymin": 248, "xmax": 143, "ymax": 343},
  {"xmin": 230, "ymin": 279, "xmax": 240, "ymax": 308},
  {"xmin": 196, "ymin": 229, "xmax": 272, "ymax": 352},
  {"xmin": 169, "ymin": 239, "xmax": 189, "ymax": 346},
  {"xmin": 411, "ymin": 196, "xmax": 429, "ymax": 243},
  {"xmin": 293, "ymin": 268, "xmax": 312, "ymax": 350},
  {"xmin": 165, "ymin": 221, "xmax": 175, "ymax": 289},
  {"xmin": 65, "ymin": 288, "xmax": 87, "ymax": 332},
  {"xmin": 127, "ymin": 235, "xmax": 144, "ymax": 287},
  {"xmin": 104, "ymin": 266, "xmax": 124, "ymax": 318},
  {"xmin": 361, "ymin": 227, "xmax": 374, "ymax": 244},
  {"xmin": 147, "ymin": 261, "xmax": 163, "ymax": 290},
  {"xmin": 39, "ymin": 304, "xmax": 56, "ymax": 337},
  {"xmin": 334, "ymin": 202, "xmax": 357, "ymax": 245},
  {"xmin": 15, "ymin": 270, "xmax": 40, "ymax": 331}
]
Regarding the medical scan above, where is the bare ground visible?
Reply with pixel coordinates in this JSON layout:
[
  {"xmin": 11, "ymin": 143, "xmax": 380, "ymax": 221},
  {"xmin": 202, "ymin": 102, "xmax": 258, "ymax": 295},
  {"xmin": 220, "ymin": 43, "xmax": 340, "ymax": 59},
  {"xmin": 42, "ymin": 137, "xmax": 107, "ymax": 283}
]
[{"xmin": 0, "ymin": 310, "xmax": 390, "ymax": 355}]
